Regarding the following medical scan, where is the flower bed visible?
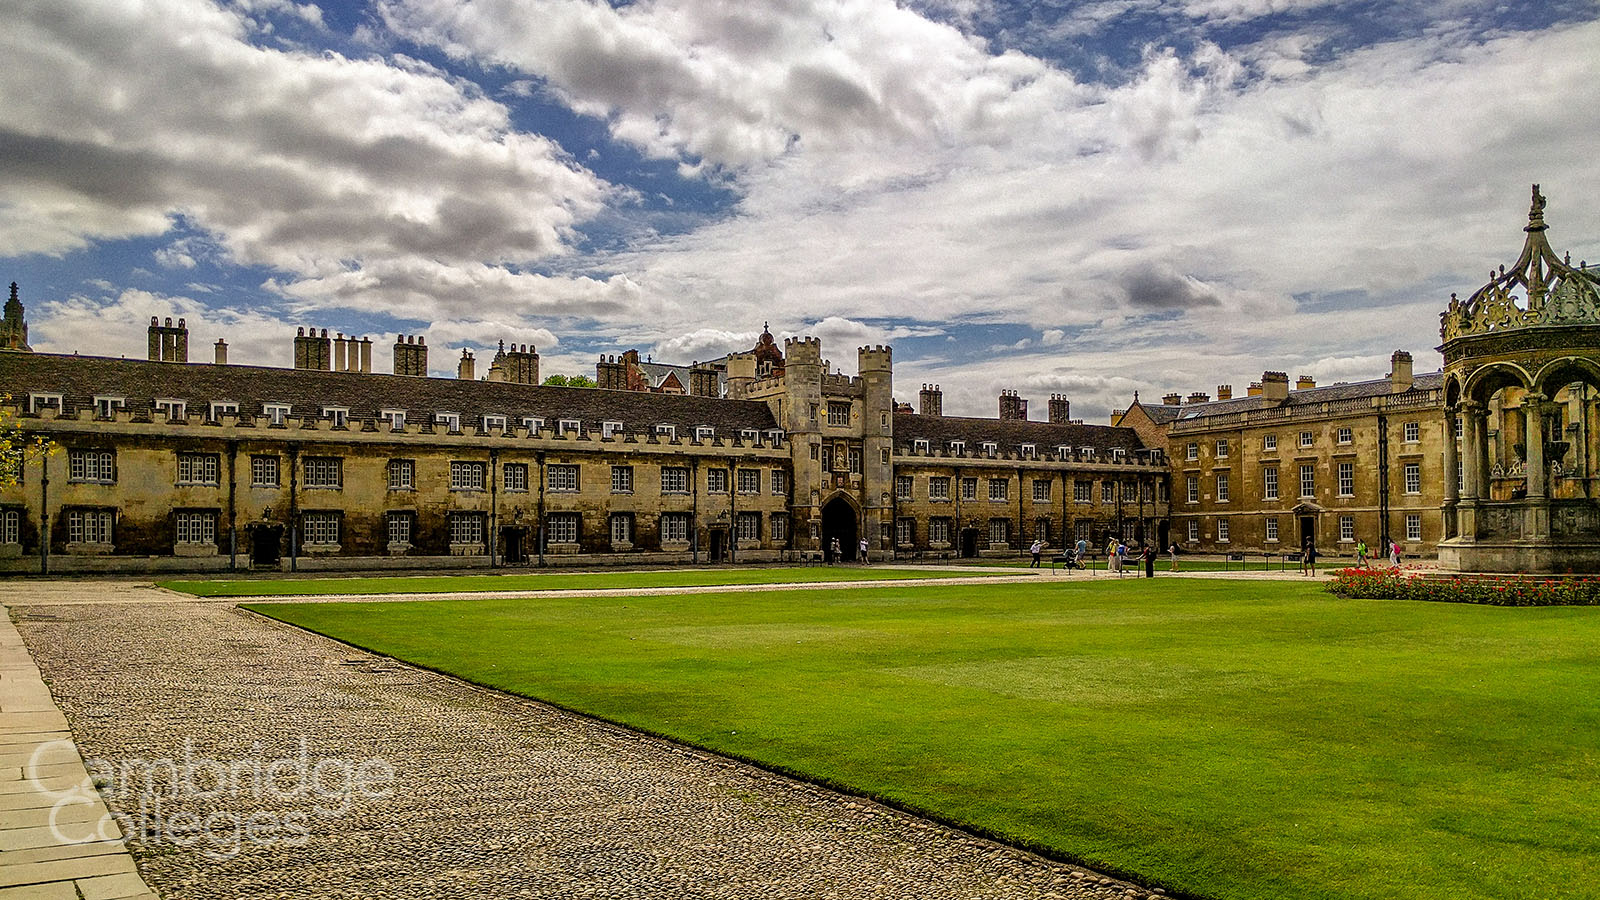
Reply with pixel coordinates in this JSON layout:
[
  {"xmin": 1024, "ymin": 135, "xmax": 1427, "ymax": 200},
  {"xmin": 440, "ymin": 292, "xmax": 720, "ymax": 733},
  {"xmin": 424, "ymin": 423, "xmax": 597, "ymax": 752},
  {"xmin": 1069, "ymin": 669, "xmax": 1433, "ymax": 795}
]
[{"xmin": 1326, "ymin": 567, "xmax": 1600, "ymax": 606}]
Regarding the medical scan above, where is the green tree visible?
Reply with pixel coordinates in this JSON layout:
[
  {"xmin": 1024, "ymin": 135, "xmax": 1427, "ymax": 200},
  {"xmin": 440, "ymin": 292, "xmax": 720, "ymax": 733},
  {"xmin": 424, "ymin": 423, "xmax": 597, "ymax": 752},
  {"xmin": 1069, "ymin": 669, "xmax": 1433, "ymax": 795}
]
[
  {"xmin": 0, "ymin": 396, "xmax": 57, "ymax": 488},
  {"xmin": 542, "ymin": 374, "xmax": 596, "ymax": 388}
]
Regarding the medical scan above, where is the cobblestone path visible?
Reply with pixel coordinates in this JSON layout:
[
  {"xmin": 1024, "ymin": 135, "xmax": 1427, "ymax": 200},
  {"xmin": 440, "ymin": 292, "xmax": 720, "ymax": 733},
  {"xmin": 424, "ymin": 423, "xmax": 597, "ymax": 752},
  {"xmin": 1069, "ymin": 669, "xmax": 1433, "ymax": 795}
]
[{"xmin": 13, "ymin": 589, "xmax": 1160, "ymax": 900}]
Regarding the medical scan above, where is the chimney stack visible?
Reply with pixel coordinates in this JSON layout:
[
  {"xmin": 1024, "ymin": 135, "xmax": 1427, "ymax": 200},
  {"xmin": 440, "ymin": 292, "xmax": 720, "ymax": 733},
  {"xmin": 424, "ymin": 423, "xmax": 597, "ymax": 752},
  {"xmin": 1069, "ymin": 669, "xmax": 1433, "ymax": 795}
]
[
  {"xmin": 457, "ymin": 348, "xmax": 475, "ymax": 380},
  {"xmin": 1048, "ymin": 394, "xmax": 1071, "ymax": 424},
  {"xmin": 333, "ymin": 333, "xmax": 348, "ymax": 372},
  {"xmin": 213, "ymin": 339, "xmax": 228, "ymax": 366},
  {"xmin": 392, "ymin": 335, "xmax": 427, "ymax": 376},
  {"xmin": 1247, "ymin": 382, "xmax": 1262, "ymax": 397},
  {"xmin": 689, "ymin": 361, "xmax": 718, "ymax": 397},
  {"xmin": 1186, "ymin": 391, "xmax": 1210, "ymax": 404},
  {"xmin": 1295, "ymin": 374, "xmax": 1316, "ymax": 391},
  {"xmin": 147, "ymin": 316, "xmax": 189, "ymax": 363},
  {"xmin": 293, "ymin": 327, "xmax": 331, "ymax": 370},
  {"xmin": 1261, "ymin": 371, "xmax": 1289, "ymax": 402},
  {"xmin": 1388, "ymin": 350, "xmax": 1414, "ymax": 392},
  {"xmin": 1216, "ymin": 384, "xmax": 1232, "ymax": 401},
  {"xmin": 359, "ymin": 337, "xmax": 372, "ymax": 373},
  {"xmin": 919, "ymin": 384, "xmax": 943, "ymax": 417},
  {"xmin": 999, "ymin": 389, "xmax": 1028, "ymax": 421},
  {"xmin": 1163, "ymin": 392, "xmax": 1182, "ymax": 405}
]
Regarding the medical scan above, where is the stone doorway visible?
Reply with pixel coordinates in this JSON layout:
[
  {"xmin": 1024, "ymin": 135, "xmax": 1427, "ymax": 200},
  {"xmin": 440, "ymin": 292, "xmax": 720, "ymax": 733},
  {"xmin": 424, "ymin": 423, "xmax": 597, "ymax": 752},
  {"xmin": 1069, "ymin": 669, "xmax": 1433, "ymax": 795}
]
[
  {"xmin": 821, "ymin": 497, "xmax": 858, "ymax": 561},
  {"xmin": 250, "ymin": 525, "xmax": 282, "ymax": 568}
]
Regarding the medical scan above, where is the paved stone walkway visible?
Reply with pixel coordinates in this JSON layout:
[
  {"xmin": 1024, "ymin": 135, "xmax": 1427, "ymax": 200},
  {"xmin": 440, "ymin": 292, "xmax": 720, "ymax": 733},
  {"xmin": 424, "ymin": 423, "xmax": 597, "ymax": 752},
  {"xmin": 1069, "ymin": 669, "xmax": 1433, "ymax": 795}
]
[{"xmin": 10, "ymin": 584, "xmax": 1164, "ymax": 900}]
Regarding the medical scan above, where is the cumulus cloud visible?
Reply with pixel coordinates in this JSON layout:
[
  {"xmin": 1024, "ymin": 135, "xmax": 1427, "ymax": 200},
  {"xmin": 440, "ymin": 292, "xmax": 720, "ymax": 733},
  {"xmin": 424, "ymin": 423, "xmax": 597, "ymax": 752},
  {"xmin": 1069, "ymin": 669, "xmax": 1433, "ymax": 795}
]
[{"xmin": 32, "ymin": 288, "xmax": 298, "ymax": 368}]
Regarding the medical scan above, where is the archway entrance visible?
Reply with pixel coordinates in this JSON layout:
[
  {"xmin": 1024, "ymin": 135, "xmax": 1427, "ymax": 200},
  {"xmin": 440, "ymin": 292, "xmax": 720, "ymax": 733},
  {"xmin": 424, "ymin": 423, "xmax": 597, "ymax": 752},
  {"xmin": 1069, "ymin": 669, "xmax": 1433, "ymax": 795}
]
[
  {"xmin": 250, "ymin": 525, "xmax": 282, "ymax": 568},
  {"xmin": 821, "ymin": 497, "xmax": 858, "ymax": 562}
]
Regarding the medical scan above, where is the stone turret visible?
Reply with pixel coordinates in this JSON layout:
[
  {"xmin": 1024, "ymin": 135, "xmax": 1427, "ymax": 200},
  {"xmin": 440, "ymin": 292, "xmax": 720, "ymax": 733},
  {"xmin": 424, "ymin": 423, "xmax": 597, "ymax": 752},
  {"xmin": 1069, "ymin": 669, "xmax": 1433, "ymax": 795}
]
[
  {"xmin": 725, "ymin": 351, "xmax": 757, "ymax": 400},
  {"xmin": 149, "ymin": 317, "xmax": 189, "ymax": 363},
  {"xmin": 919, "ymin": 384, "xmax": 942, "ymax": 417},
  {"xmin": 1, "ymin": 283, "xmax": 30, "ymax": 352},
  {"xmin": 393, "ymin": 335, "xmax": 427, "ymax": 376}
]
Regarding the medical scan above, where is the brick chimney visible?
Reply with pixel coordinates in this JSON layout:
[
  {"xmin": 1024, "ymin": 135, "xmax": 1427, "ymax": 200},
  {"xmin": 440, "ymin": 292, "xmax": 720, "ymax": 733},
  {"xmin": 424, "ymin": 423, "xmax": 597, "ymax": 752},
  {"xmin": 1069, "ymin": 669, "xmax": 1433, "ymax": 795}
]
[
  {"xmin": 1295, "ymin": 374, "xmax": 1316, "ymax": 391},
  {"xmin": 1186, "ymin": 392, "xmax": 1210, "ymax": 404},
  {"xmin": 919, "ymin": 384, "xmax": 943, "ymax": 417},
  {"xmin": 457, "ymin": 349, "xmax": 475, "ymax": 380},
  {"xmin": 1261, "ymin": 371, "xmax": 1289, "ymax": 402},
  {"xmin": 999, "ymin": 390, "xmax": 1028, "ymax": 421},
  {"xmin": 1388, "ymin": 350, "xmax": 1413, "ymax": 392},
  {"xmin": 689, "ymin": 362, "xmax": 719, "ymax": 397},
  {"xmin": 393, "ymin": 335, "xmax": 427, "ymax": 376},
  {"xmin": 1246, "ymin": 382, "xmax": 1262, "ymax": 397},
  {"xmin": 213, "ymin": 339, "xmax": 227, "ymax": 366},
  {"xmin": 1048, "ymin": 394, "xmax": 1070, "ymax": 424},
  {"xmin": 1163, "ymin": 392, "xmax": 1182, "ymax": 405},
  {"xmin": 148, "ymin": 317, "xmax": 189, "ymax": 363},
  {"xmin": 293, "ymin": 327, "xmax": 330, "ymax": 370},
  {"xmin": 1216, "ymin": 384, "xmax": 1232, "ymax": 401}
]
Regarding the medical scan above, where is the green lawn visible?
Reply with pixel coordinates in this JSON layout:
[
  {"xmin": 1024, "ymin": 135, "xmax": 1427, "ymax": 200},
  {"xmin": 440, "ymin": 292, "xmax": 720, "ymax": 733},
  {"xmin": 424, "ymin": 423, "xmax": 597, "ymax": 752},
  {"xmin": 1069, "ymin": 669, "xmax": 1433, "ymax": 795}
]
[
  {"xmin": 160, "ymin": 565, "xmax": 1010, "ymax": 597},
  {"xmin": 249, "ymin": 580, "xmax": 1600, "ymax": 900}
]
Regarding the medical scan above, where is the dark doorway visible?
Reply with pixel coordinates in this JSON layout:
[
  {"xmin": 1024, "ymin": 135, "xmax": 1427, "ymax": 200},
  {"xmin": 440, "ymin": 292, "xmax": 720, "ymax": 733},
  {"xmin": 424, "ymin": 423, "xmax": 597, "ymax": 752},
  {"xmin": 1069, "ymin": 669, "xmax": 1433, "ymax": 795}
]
[
  {"xmin": 960, "ymin": 528, "xmax": 979, "ymax": 558},
  {"xmin": 1299, "ymin": 515, "xmax": 1317, "ymax": 551},
  {"xmin": 822, "ymin": 497, "xmax": 858, "ymax": 562},
  {"xmin": 708, "ymin": 528, "xmax": 727, "ymax": 562},
  {"xmin": 250, "ymin": 525, "xmax": 282, "ymax": 567},
  {"xmin": 1157, "ymin": 521, "xmax": 1170, "ymax": 551},
  {"xmin": 501, "ymin": 528, "xmax": 526, "ymax": 564}
]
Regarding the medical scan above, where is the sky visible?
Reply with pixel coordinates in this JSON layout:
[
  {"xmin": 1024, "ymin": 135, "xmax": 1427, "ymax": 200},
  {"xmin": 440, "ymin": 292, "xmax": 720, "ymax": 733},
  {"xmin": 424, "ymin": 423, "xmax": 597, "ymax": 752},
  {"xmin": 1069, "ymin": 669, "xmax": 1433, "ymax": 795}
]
[{"xmin": 3, "ymin": 0, "xmax": 1598, "ymax": 421}]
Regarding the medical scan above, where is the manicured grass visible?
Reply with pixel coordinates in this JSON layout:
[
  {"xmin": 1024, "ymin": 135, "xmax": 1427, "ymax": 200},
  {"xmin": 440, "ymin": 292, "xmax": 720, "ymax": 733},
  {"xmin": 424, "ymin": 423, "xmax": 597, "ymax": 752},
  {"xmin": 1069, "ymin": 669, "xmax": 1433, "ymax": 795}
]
[
  {"xmin": 941, "ymin": 556, "xmax": 1278, "ymax": 572},
  {"xmin": 160, "ymin": 565, "xmax": 1010, "ymax": 597},
  {"xmin": 250, "ymin": 580, "xmax": 1600, "ymax": 900}
]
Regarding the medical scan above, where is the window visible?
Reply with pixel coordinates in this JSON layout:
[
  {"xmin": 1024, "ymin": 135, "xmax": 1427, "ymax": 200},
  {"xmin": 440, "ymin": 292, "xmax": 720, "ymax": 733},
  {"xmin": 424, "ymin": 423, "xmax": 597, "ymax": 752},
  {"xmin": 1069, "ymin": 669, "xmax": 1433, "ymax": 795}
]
[
  {"xmin": 1074, "ymin": 520, "xmax": 1091, "ymax": 544},
  {"xmin": 661, "ymin": 513, "xmax": 690, "ymax": 543},
  {"xmin": 913, "ymin": 439, "xmax": 930, "ymax": 454},
  {"xmin": 611, "ymin": 514, "xmax": 635, "ymax": 545},
  {"xmin": 1299, "ymin": 430, "xmax": 1314, "ymax": 448},
  {"xmin": 1340, "ymin": 515, "xmax": 1355, "ymax": 542},
  {"xmin": 896, "ymin": 476, "xmax": 913, "ymax": 501},
  {"xmin": 989, "ymin": 478, "xmax": 1009, "ymax": 502},
  {"xmin": 1021, "ymin": 444, "xmax": 1036, "ymax": 459},
  {"xmin": 1404, "ymin": 462, "xmax": 1421, "ymax": 494},
  {"xmin": 1300, "ymin": 464, "xmax": 1315, "ymax": 498},
  {"xmin": 771, "ymin": 470, "xmax": 788, "ymax": 495},
  {"xmin": 611, "ymin": 465, "xmax": 634, "ymax": 494},
  {"xmin": 547, "ymin": 513, "xmax": 579, "ymax": 544},
  {"xmin": 695, "ymin": 425, "xmax": 715, "ymax": 442},
  {"xmin": 176, "ymin": 453, "xmax": 220, "ymax": 486},
  {"xmin": 380, "ymin": 409, "xmax": 407, "ymax": 431},
  {"xmin": 827, "ymin": 402, "xmax": 851, "ymax": 426},
  {"xmin": 1081, "ymin": 447, "xmax": 1097, "ymax": 461},
  {"xmin": 387, "ymin": 512, "xmax": 411, "ymax": 546},
  {"xmin": 771, "ymin": 514, "xmax": 789, "ymax": 543},
  {"xmin": 1406, "ymin": 514, "xmax": 1422, "ymax": 541},
  {"xmin": 69, "ymin": 509, "xmax": 114, "ymax": 545},
  {"xmin": 661, "ymin": 467, "xmax": 689, "ymax": 493},
  {"xmin": 1186, "ymin": 476, "xmax": 1199, "ymax": 504},
  {"xmin": 450, "ymin": 461, "xmax": 487, "ymax": 491},
  {"xmin": 989, "ymin": 519, "xmax": 1009, "ymax": 544},
  {"xmin": 980, "ymin": 441, "xmax": 997, "ymax": 456},
  {"xmin": 1337, "ymin": 427, "xmax": 1353, "ymax": 444},
  {"xmin": 735, "ymin": 512, "xmax": 760, "ymax": 542},
  {"xmin": 388, "ymin": 459, "xmax": 415, "ymax": 490},
  {"xmin": 69, "ymin": 450, "xmax": 116, "ymax": 484},
  {"xmin": 1265, "ymin": 517, "xmax": 1279, "ymax": 543},
  {"xmin": 154, "ymin": 398, "xmax": 187, "ymax": 421},
  {"xmin": 949, "ymin": 440, "xmax": 966, "ymax": 455},
  {"xmin": 175, "ymin": 511, "xmax": 215, "ymax": 545},
  {"xmin": 1216, "ymin": 473, "xmax": 1229, "ymax": 503},
  {"xmin": 504, "ymin": 463, "xmax": 529, "ymax": 493},
  {"xmin": 323, "ymin": 406, "xmax": 349, "ymax": 429},
  {"xmin": 1186, "ymin": 442, "xmax": 1199, "ymax": 461},
  {"xmin": 522, "ymin": 416, "xmax": 545, "ymax": 434},
  {"xmin": 849, "ymin": 447, "xmax": 862, "ymax": 474},
  {"xmin": 93, "ymin": 396, "xmax": 126, "ymax": 419},
  {"xmin": 559, "ymin": 419, "xmax": 581, "ymax": 436},
  {"xmin": 1074, "ymin": 480, "xmax": 1092, "ymax": 503},
  {"xmin": 765, "ymin": 429, "xmax": 784, "ymax": 447},
  {"xmin": 602, "ymin": 421, "xmax": 624, "ymax": 439},
  {"xmin": 209, "ymin": 401, "xmax": 238, "ymax": 421},
  {"xmin": 929, "ymin": 477, "xmax": 951, "ymax": 501},
  {"xmin": 482, "ymin": 414, "xmax": 508, "ymax": 435},
  {"xmin": 1057, "ymin": 445, "xmax": 1072, "ymax": 460},
  {"xmin": 820, "ymin": 445, "xmax": 832, "ymax": 472},
  {"xmin": 1141, "ymin": 481, "xmax": 1154, "ymax": 503},
  {"xmin": 1337, "ymin": 462, "xmax": 1354, "ymax": 497},
  {"xmin": 435, "ymin": 412, "xmax": 462, "ymax": 433},
  {"xmin": 1111, "ymin": 448, "xmax": 1127, "ymax": 461},
  {"xmin": 896, "ymin": 517, "xmax": 914, "ymax": 545},
  {"xmin": 1158, "ymin": 481, "xmax": 1168, "ymax": 502},
  {"xmin": 302, "ymin": 512, "xmax": 339, "ymax": 546},
  {"xmin": 450, "ymin": 513, "xmax": 485, "ymax": 546},
  {"xmin": 1102, "ymin": 481, "xmax": 1114, "ymax": 504},
  {"xmin": 1215, "ymin": 440, "xmax": 1229, "ymax": 459},
  {"xmin": 1187, "ymin": 519, "xmax": 1199, "ymax": 542},
  {"xmin": 304, "ymin": 457, "xmax": 343, "ymax": 489},
  {"xmin": 1217, "ymin": 518, "xmax": 1230, "ymax": 543},
  {"xmin": 961, "ymin": 477, "xmax": 977, "ymax": 501},
  {"xmin": 707, "ymin": 469, "xmax": 728, "ymax": 493},
  {"xmin": 249, "ymin": 455, "xmax": 280, "ymax": 488},
  {"xmin": 1263, "ymin": 466, "xmax": 1279, "ymax": 500},
  {"xmin": 1454, "ymin": 417, "xmax": 1463, "ymax": 439},
  {"xmin": 1263, "ymin": 434, "xmax": 1277, "ymax": 452},
  {"xmin": 27, "ymin": 392, "xmax": 61, "ymax": 414},
  {"xmin": 929, "ymin": 518, "xmax": 951, "ymax": 544},
  {"xmin": 656, "ymin": 424, "xmax": 676, "ymax": 440},
  {"xmin": 1033, "ymin": 480, "xmax": 1051, "ymax": 502},
  {"xmin": 263, "ymin": 403, "xmax": 292, "ymax": 427},
  {"xmin": 1121, "ymin": 482, "xmax": 1136, "ymax": 502},
  {"xmin": 0, "ymin": 509, "xmax": 18, "ymax": 545},
  {"xmin": 738, "ymin": 469, "xmax": 760, "ymax": 494},
  {"xmin": 1403, "ymin": 421, "xmax": 1420, "ymax": 443},
  {"xmin": 549, "ymin": 465, "xmax": 579, "ymax": 492}
]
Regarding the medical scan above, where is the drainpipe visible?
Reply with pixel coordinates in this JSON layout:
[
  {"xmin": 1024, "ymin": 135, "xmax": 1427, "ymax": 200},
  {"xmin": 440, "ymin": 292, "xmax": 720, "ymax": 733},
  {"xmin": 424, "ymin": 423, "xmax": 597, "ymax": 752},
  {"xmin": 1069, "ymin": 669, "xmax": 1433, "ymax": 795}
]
[
  {"xmin": 691, "ymin": 457, "xmax": 700, "ymax": 564},
  {"xmin": 1378, "ymin": 414, "xmax": 1391, "ymax": 550},
  {"xmin": 536, "ymin": 451, "xmax": 546, "ymax": 567},
  {"xmin": 728, "ymin": 462, "xmax": 737, "ymax": 564},
  {"xmin": 226, "ymin": 440, "xmax": 237, "ymax": 572},
  {"xmin": 288, "ymin": 443, "xmax": 299, "ymax": 572},
  {"xmin": 489, "ymin": 449, "xmax": 499, "ymax": 568},
  {"xmin": 37, "ymin": 440, "xmax": 49, "ymax": 576},
  {"xmin": 1016, "ymin": 465, "xmax": 1024, "ymax": 551}
]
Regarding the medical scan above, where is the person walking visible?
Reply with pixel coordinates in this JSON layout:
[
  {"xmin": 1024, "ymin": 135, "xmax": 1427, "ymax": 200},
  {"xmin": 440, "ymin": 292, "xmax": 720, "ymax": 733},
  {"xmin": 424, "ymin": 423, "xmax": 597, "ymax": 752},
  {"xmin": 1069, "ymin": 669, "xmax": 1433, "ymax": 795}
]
[
  {"xmin": 1169, "ymin": 541, "xmax": 1179, "ymax": 572},
  {"xmin": 1390, "ymin": 539, "xmax": 1401, "ymax": 568},
  {"xmin": 1302, "ymin": 538, "xmax": 1317, "ymax": 576},
  {"xmin": 1115, "ymin": 540, "xmax": 1128, "ymax": 576},
  {"xmin": 859, "ymin": 537, "xmax": 870, "ymax": 564},
  {"xmin": 1029, "ymin": 538, "xmax": 1043, "ymax": 568},
  {"xmin": 1106, "ymin": 536, "xmax": 1119, "ymax": 573},
  {"xmin": 1355, "ymin": 540, "xmax": 1369, "ymax": 567},
  {"xmin": 1144, "ymin": 544, "xmax": 1155, "ymax": 578},
  {"xmin": 1076, "ymin": 537, "xmax": 1088, "ymax": 570},
  {"xmin": 1300, "ymin": 538, "xmax": 1312, "ymax": 576},
  {"xmin": 829, "ymin": 537, "xmax": 841, "ymax": 564}
]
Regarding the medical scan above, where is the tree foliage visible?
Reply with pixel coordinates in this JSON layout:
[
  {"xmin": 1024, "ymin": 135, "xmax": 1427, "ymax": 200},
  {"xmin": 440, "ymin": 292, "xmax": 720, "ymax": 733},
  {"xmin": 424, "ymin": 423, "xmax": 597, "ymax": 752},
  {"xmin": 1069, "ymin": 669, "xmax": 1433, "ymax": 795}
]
[
  {"xmin": 0, "ymin": 396, "xmax": 57, "ymax": 488},
  {"xmin": 542, "ymin": 374, "xmax": 596, "ymax": 388}
]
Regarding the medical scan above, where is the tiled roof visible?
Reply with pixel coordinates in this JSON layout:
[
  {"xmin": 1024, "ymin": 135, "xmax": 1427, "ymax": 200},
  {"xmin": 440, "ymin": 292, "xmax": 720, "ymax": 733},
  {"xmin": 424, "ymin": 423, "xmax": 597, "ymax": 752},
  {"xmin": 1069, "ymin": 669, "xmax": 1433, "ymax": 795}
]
[
  {"xmin": 893, "ymin": 412, "xmax": 1147, "ymax": 453},
  {"xmin": 0, "ymin": 352, "xmax": 779, "ymax": 434},
  {"xmin": 1162, "ymin": 373, "xmax": 1444, "ymax": 423}
]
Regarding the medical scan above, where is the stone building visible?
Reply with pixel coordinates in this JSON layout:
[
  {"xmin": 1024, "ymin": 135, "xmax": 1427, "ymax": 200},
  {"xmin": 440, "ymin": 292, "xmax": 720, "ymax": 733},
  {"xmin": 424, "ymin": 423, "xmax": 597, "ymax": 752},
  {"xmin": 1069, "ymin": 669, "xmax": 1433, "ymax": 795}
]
[{"xmin": 0, "ymin": 315, "xmax": 1155, "ymax": 573}]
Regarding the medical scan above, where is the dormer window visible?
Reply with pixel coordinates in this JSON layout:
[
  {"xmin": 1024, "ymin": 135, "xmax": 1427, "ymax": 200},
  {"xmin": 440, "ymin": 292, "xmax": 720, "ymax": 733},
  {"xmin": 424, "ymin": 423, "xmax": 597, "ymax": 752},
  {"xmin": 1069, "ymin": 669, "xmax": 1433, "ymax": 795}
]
[
  {"xmin": 28, "ymin": 393, "xmax": 62, "ymax": 414},
  {"xmin": 209, "ymin": 401, "xmax": 239, "ymax": 421},
  {"xmin": 740, "ymin": 428, "xmax": 758, "ymax": 444},
  {"xmin": 1112, "ymin": 448, "xmax": 1127, "ymax": 460},
  {"xmin": 482, "ymin": 414, "xmax": 508, "ymax": 435},
  {"xmin": 949, "ymin": 440, "xmax": 965, "ymax": 455},
  {"xmin": 154, "ymin": 398, "xmax": 187, "ymax": 421},
  {"xmin": 913, "ymin": 439, "xmax": 930, "ymax": 454},
  {"xmin": 1081, "ymin": 447, "xmax": 1097, "ymax": 460},
  {"xmin": 695, "ymin": 425, "xmax": 715, "ymax": 442},
  {"xmin": 380, "ymin": 409, "xmax": 407, "ymax": 431},
  {"xmin": 93, "ymin": 396, "xmax": 126, "ymax": 420},
  {"xmin": 656, "ymin": 424, "xmax": 676, "ymax": 440},
  {"xmin": 980, "ymin": 441, "xmax": 997, "ymax": 456},
  {"xmin": 435, "ymin": 412, "xmax": 462, "ymax": 433},
  {"xmin": 602, "ymin": 421, "xmax": 624, "ymax": 439},
  {"xmin": 521, "ymin": 416, "xmax": 544, "ymax": 434},
  {"xmin": 765, "ymin": 429, "xmax": 784, "ymax": 446},
  {"xmin": 1057, "ymin": 445, "xmax": 1071, "ymax": 459},
  {"xmin": 557, "ymin": 418, "xmax": 580, "ymax": 436},
  {"xmin": 262, "ymin": 403, "xmax": 291, "ymax": 427},
  {"xmin": 1020, "ymin": 443, "xmax": 1036, "ymax": 459},
  {"xmin": 322, "ymin": 406, "xmax": 349, "ymax": 429}
]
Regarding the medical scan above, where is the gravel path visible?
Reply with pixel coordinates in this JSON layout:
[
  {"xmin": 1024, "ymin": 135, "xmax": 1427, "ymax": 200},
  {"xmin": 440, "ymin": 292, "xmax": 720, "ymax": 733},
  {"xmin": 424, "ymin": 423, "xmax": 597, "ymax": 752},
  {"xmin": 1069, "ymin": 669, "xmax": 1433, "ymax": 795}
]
[{"xmin": 13, "ymin": 585, "xmax": 1163, "ymax": 900}]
